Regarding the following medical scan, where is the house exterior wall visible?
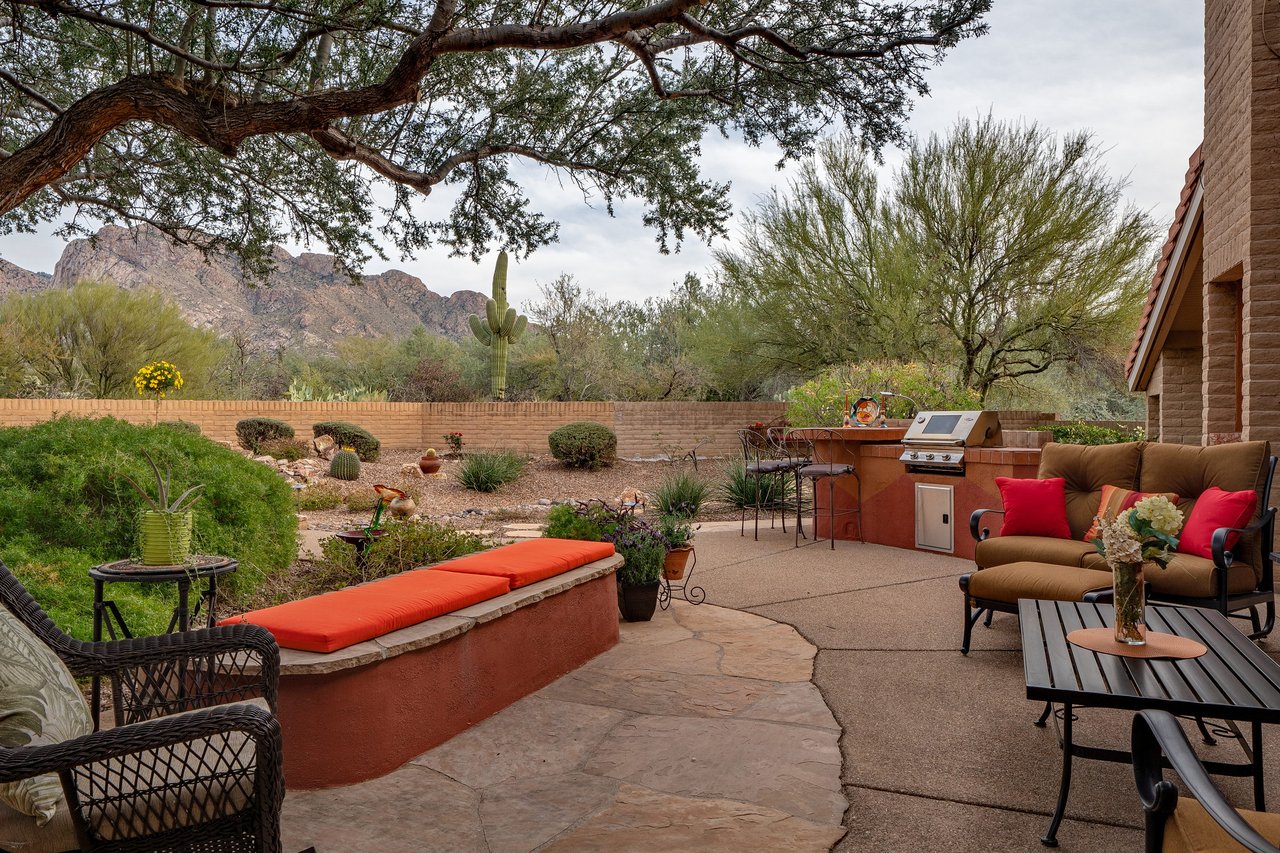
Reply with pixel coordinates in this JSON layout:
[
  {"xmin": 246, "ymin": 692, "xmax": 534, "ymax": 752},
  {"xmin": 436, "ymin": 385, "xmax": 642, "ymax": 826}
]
[
  {"xmin": 1203, "ymin": 0, "xmax": 1280, "ymax": 454},
  {"xmin": 1157, "ymin": 348, "xmax": 1204, "ymax": 446}
]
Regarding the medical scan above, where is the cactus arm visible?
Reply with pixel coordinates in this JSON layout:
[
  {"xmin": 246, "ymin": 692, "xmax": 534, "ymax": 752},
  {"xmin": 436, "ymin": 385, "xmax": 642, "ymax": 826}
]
[
  {"xmin": 485, "ymin": 298, "xmax": 500, "ymax": 332},
  {"xmin": 500, "ymin": 306, "xmax": 517, "ymax": 336},
  {"xmin": 469, "ymin": 314, "xmax": 493, "ymax": 346},
  {"xmin": 510, "ymin": 315, "xmax": 528, "ymax": 342}
]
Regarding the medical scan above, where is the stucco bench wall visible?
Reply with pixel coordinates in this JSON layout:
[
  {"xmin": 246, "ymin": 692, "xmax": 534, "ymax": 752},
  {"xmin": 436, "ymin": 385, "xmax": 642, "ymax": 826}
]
[{"xmin": 276, "ymin": 554, "xmax": 623, "ymax": 789}]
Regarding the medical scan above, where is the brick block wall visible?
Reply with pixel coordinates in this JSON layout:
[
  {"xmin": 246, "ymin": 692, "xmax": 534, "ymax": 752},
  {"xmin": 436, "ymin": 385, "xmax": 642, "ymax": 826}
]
[
  {"xmin": 1203, "ymin": 0, "xmax": 1251, "ymax": 282},
  {"xmin": 0, "ymin": 398, "xmax": 787, "ymax": 459},
  {"xmin": 1158, "ymin": 348, "xmax": 1204, "ymax": 446}
]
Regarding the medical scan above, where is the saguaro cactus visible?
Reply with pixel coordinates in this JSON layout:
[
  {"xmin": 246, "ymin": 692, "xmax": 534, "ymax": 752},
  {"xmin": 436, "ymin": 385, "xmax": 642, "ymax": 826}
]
[{"xmin": 468, "ymin": 251, "xmax": 528, "ymax": 400}]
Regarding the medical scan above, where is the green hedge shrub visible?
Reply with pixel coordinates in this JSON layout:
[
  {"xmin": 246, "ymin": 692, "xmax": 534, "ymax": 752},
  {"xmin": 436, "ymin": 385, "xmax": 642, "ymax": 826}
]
[
  {"xmin": 786, "ymin": 361, "xmax": 981, "ymax": 426},
  {"xmin": 1034, "ymin": 422, "xmax": 1146, "ymax": 446},
  {"xmin": 235, "ymin": 417, "xmax": 295, "ymax": 453},
  {"xmin": 261, "ymin": 437, "xmax": 310, "ymax": 461},
  {"xmin": 312, "ymin": 421, "xmax": 380, "ymax": 461},
  {"xmin": 548, "ymin": 421, "xmax": 617, "ymax": 470},
  {"xmin": 0, "ymin": 416, "xmax": 296, "ymax": 638}
]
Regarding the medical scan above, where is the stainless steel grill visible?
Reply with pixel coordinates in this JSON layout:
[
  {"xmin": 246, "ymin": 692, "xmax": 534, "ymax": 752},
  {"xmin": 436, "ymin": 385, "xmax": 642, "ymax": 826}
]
[{"xmin": 899, "ymin": 411, "xmax": 1002, "ymax": 474}]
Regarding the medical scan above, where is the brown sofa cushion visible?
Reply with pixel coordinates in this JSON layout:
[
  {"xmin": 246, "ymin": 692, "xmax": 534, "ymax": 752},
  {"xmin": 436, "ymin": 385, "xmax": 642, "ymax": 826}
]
[
  {"xmin": 1039, "ymin": 442, "xmax": 1144, "ymax": 540},
  {"xmin": 966, "ymin": 562, "xmax": 1114, "ymax": 604},
  {"xmin": 1139, "ymin": 441, "xmax": 1271, "ymax": 581},
  {"xmin": 1146, "ymin": 554, "xmax": 1257, "ymax": 599},
  {"xmin": 1162, "ymin": 797, "xmax": 1280, "ymax": 852},
  {"xmin": 975, "ymin": 535, "xmax": 1097, "ymax": 570}
]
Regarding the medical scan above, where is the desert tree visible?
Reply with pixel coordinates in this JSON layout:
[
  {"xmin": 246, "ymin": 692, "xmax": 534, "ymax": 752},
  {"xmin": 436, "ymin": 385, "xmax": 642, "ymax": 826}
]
[
  {"xmin": 0, "ymin": 0, "xmax": 988, "ymax": 274},
  {"xmin": 719, "ymin": 118, "xmax": 1157, "ymax": 401}
]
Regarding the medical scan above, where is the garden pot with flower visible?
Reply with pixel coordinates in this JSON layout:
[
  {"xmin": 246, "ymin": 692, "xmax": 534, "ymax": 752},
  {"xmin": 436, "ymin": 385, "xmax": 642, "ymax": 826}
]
[
  {"xmin": 418, "ymin": 448, "xmax": 443, "ymax": 475},
  {"xmin": 610, "ymin": 519, "xmax": 668, "ymax": 622},
  {"xmin": 1094, "ymin": 495, "xmax": 1184, "ymax": 645},
  {"xmin": 121, "ymin": 451, "xmax": 204, "ymax": 566},
  {"xmin": 657, "ymin": 514, "xmax": 696, "ymax": 581}
]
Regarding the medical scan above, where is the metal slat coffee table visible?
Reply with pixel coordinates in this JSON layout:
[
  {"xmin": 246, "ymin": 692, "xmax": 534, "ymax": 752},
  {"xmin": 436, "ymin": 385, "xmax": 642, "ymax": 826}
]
[{"xmin": 1019, "ymin": 599, "xmax": 1280, "ymax": 847}]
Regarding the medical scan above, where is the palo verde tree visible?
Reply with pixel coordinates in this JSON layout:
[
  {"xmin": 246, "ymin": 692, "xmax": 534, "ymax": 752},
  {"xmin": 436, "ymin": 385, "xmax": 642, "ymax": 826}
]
[
  {"xmin": 720, "ymin": 117, "xmax": 1157, "ymax": 401},
  {"xmin": 0, "ymin": 1, "xmax": 988, "ymax": 273}
]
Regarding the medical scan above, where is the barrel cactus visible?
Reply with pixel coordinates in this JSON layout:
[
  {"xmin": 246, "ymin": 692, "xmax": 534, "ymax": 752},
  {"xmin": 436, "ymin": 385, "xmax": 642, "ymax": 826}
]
[
  {"xmin": 468, "ymin": 251, "xmax": 528, "ymax": 401},
  {"xmin": 329, "ymin": 448, "xmax": 361, "ymax": 481}
]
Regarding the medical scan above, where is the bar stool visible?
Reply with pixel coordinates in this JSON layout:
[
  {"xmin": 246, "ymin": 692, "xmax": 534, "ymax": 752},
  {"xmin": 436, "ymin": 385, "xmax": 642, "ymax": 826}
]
[
  {"xmin": 736, "ymin": 428, "xmax": 792, "ymax": 540},
  {"xmin": 768, "ymin": 426, "xmax": 811, "ymax": 541},
  {"xmin": 794, "ymin": 427, "xmax": 864, "ymax": 548}
]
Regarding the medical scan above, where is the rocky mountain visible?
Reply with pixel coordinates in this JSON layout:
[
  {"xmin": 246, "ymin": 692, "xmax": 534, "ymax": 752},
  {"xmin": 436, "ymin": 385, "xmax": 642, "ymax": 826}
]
[{"xmin": 0, "ymin": 226, "xmax": 486, "ymax": 352}]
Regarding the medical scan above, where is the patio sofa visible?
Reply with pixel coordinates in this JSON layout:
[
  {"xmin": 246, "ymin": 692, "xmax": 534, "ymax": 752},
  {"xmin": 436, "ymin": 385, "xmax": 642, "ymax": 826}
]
[
  {"xmin": 961, "ymin": 440, "xmax": 1277, "ymax": 651},
  {"xmin": 219, "ymin": 537, "xmax": 622, "ymax": 788}
]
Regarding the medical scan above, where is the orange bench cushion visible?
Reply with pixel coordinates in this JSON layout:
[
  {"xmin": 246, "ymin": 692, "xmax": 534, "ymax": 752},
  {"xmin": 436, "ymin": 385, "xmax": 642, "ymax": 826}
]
[
  {"xmin": 219, "ymin": 570, "xmax": 510, "ymax": 653},
  {"xmin": 432, "ymin": 538, "xmax": 616, "ymax": 588}
]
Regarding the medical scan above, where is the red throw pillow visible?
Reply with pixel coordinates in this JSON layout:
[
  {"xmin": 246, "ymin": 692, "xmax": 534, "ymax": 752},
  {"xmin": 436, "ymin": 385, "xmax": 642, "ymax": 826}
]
[
  {"xmin": 1082, "ymin": 485, "xmax": 1181, "ymax": 542},
  {"xmin": 996, "ymin": 477, "xmax": 1072, "ymax": 539},
  {"xmin": 1177, "ymin": 487, "xmax": 1258, "ymax": 559}
]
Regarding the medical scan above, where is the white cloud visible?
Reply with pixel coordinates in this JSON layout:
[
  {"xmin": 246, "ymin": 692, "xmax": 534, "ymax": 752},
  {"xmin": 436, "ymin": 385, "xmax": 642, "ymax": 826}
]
[{"xmin": 0, "ymin": 0, "xmax": 1203, "ymax": 310}]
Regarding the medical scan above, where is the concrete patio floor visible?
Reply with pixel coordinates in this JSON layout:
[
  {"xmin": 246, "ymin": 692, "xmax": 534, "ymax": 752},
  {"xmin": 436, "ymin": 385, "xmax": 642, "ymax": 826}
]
[{"xmin": 281, "ymin": 521, "xmax": 1280, "ymax": 851}]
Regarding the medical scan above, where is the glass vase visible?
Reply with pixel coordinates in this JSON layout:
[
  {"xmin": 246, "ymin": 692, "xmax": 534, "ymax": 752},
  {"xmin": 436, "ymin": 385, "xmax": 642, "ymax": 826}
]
[{"xmin": 1111, "ymin": 560, "xmax": 1146, "ymax": 646}]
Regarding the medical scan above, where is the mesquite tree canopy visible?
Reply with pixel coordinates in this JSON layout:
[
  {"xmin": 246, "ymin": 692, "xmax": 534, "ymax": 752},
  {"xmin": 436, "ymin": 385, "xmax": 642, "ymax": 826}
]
[{"xmin": 0, "ymin": 0, "xmax": 989, "ymax": 274}]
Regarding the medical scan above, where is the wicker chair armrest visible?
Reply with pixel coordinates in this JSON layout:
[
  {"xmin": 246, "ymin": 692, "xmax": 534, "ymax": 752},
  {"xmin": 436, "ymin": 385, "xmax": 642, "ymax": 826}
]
[
  {"xmin": 1132, "ymin": 710, "xmax": 1279, "ymax": 853},
  {"xmin": 0, "ymin": 703, "xmax": 279, "ymax": 782},
  {"xmin": 1210, "ymin": 506, "xmax": 1277, "ymax": 570},
  {"xmin": 969, "ymin": 508, "xmax": 1005, "ymax": 542},
  {"xmin": 69, "ymin": 624, "xmax": 280, "ymax": 718}
]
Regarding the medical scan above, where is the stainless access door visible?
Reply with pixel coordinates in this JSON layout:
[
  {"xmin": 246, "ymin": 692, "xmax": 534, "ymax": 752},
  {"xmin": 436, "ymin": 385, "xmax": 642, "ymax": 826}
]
[{"xmin": 915, "ymin": 483, "xmax": 954, "ymax": 553}]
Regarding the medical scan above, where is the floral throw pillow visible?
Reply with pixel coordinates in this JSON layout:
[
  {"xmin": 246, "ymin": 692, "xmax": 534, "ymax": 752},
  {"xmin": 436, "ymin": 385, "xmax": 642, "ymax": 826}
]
[
  {"xmin": 1083, "ymin": 485, "xmax": 1181, "ymax": 543},
  {"xmin": 0, "ymin": 607, "xmax": 92, "ymax": 825}
]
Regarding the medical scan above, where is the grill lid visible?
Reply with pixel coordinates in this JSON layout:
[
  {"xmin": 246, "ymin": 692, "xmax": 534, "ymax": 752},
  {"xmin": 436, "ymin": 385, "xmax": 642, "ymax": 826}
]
[{"xmin": 902, "ymin": 411, "xmax": 1002, "ymax": 447}]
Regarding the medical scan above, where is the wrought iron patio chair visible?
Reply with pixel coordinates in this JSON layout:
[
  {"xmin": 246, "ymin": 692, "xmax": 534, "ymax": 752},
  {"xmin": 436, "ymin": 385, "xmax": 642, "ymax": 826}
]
[
  {"xmin": 766, "ymin": 427, "xmax": 811, "ymax": 543},
  {"xmin": 791, "ymin": 428, "xmax": 863, "ymax": 549},
  {"xmin": 0, "ymin": 559, "xmax": 283, "ymax": 852},
  {"xmin": 736, "ymin": 428, "xmax": 794, "ymax": 540},
  {"xmin": 1133, "ymin": 709, "xmax": 1280, "ymax": 852}
]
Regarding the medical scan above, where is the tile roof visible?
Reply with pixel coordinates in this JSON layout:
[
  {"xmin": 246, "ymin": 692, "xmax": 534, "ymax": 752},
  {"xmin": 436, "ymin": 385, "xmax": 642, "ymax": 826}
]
[{"xmin": 1126, "ymin": 145, "xmax": 1204, "ymax": 381}]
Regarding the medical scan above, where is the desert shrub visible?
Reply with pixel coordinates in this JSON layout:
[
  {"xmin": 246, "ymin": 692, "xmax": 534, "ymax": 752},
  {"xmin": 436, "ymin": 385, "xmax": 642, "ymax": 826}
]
[
  {"xmin": 543, "ymin": 503, "xmax": 618, "ymax": 541},
  {"xmin": 457, "ymin": 450, "xmax": 525, "ymax": 492},
  {"xmin": 293, "ymin": 482, "xmax": 344, "ymax": 511},
  {"xmin": 236, "ymin": 417, "xmax": 295, "ymax": 453},
  {"xmin": 786, "ymin": 361, "xmax": 980, "ymax": 426},
  {"xmin": 0, "ymin": 416, "xmax": 296, "ymax": 638},
  {"xmin": 718, "ymin": 461, "xmax": 793, "ymax": 510},
  {"xmin": 158, "ymin": 419, "xmax": 201, "ymax": 435},
  {"xmin": 653, "ymin": 470, "xmax": 709, "ymax": 519},
  {"xmin": 311, "ymin": 421, "xmax": 380, "ymax": 461},
  {"xmin": 286, "ymin": 521, "xmax": 489, "ymax": 594},
  {"xmin": 547, "ymin": 421, "xmax": 617, "ymax": 470},
  {"xmin": 1034, "ymin": 422, "xmax": 1146, "ymax": 446},
  {"xmin": 261, "ymin": 437, "xmax": 310, "ymax": 461}
]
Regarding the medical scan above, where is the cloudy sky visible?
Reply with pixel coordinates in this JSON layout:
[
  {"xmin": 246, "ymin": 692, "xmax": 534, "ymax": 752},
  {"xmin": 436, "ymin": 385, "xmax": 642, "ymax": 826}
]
[{"xmin": 0, "ymin": 1, "xmax": 1203, "ymax": 310}]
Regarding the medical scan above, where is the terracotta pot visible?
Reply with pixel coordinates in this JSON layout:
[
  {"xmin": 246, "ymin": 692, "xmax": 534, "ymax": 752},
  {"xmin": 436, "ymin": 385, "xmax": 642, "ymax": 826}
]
[
  {"xmin": 617, "ymin": 580, "xmax": 660, "ymax": 622},
  {"xmin": 389, "ymin": 496, "xmax": 417, "ymax": 517},
  {"xmin": 418, "ymin": 456, "xmax": 443, "ymax": 475},
  {"xmin": 663, "ymin": 546, "xmax": 693, "ymax": 580}
]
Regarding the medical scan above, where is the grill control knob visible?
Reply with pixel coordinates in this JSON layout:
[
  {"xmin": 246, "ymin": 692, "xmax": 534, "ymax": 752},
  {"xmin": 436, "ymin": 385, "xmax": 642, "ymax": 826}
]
[
  {"xmin": 909, "ymin": 451, "xmax": 919, "ymax": 460},
  {"xmin": 942, "ymin": 453, "xmax": 952, "ymax": 462},
  {"xmin": 924, "ymin": 453, "xmax": 935, "ymax": 460}
]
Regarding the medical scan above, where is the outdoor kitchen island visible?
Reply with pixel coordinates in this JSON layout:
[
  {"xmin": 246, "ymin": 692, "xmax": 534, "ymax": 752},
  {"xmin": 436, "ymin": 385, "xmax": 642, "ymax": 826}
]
[{"xmin": 803, "ymin": 415, "xmax": 1041, "ymax": 560}]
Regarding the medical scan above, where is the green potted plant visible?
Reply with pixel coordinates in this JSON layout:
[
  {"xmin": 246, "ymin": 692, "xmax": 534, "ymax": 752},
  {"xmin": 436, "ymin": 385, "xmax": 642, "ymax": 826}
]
[
  {"xmin": 121, "ymin": 451, "xmax": 204, "ymax": 566},
  {"xmin": 608, "ymin": 519, "xmax": 667, "ymax": 622},
  {"xmin": 657, "ymin": 514, "xmax": 696, "ymax": 581}
]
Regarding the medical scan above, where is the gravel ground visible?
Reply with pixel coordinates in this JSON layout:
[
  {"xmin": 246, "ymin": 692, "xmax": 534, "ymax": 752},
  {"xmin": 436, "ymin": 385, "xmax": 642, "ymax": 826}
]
[{"xmin": 292, "ymin": 450, "xmax": 739, "ymax": 532}]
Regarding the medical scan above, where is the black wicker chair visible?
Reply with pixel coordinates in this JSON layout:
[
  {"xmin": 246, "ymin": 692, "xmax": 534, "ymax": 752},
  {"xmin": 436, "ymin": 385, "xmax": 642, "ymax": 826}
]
[
  {"xmin": 0, "ymin": 559, "xmax": 283, "ymax": 853},
  {"xmin": 1133, "ymin": 710, "xmax": 1280, "ymax": 852}
]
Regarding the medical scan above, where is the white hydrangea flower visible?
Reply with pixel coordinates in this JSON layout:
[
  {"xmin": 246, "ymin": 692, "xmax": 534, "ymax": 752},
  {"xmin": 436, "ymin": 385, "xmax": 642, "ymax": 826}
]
[
  {"xmin": 1133, "ymin": 495, "xmax": 1183, "ymax": 536},
  {"xmin": 1099, "ymin": 515, "xmax": 1143, "ymax": 564}
]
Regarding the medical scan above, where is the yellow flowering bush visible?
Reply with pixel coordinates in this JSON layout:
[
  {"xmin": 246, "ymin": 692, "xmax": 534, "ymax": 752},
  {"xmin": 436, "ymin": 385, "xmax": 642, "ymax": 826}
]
[{"xmin": 133, "ymin": 361, "xmax": 184, "ymax": 399}]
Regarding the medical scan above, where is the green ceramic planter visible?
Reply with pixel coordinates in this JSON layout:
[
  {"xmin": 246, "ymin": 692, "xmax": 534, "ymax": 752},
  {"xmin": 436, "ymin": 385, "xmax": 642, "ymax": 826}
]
[{"xmin": 139, "ymin": 510, "xmax": 193, "ymax": 566}]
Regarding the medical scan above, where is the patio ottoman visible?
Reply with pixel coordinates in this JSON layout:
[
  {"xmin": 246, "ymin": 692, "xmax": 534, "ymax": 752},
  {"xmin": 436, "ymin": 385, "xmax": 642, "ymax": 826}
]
[{"xmin": 959, "ymin": 561, "xmax": 1115, "ymax": 653}]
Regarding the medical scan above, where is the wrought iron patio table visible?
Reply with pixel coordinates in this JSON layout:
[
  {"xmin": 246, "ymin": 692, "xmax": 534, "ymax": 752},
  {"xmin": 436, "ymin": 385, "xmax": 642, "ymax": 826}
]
[{"xmin": 1019, "ymin": 598, "xmax": 1280, "ymax": 847}]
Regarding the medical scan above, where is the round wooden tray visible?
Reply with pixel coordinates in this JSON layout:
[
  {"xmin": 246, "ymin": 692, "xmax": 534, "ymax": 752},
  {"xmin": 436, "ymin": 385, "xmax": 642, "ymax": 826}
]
[{"xmin": 1067, "ymin": 627, "xmax": 1207, "ymax": 660}]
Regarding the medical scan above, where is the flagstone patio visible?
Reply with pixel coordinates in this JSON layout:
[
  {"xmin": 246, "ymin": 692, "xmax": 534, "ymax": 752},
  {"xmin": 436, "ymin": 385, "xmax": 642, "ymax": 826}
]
[{"xmin": 279, "ymin": 522, "xmax": 1280, "ymax": 851}]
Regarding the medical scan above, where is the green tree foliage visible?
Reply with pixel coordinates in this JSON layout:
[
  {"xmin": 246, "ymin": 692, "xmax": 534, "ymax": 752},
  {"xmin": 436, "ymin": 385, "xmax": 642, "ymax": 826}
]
[
  {"xmin": 786, "ymin": 361, "xmax": 980, "ymax": 426},
  {"xmin": 0, "ymin": 1, "xmax": 988, "ymax": 273},
  {"xmin": 719, "ymin": 118, "xmax": 1157, "ymax": 402},
  {"xmin": 2, "ymin": 281, "xmax": 226, "ymax": 398}
]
